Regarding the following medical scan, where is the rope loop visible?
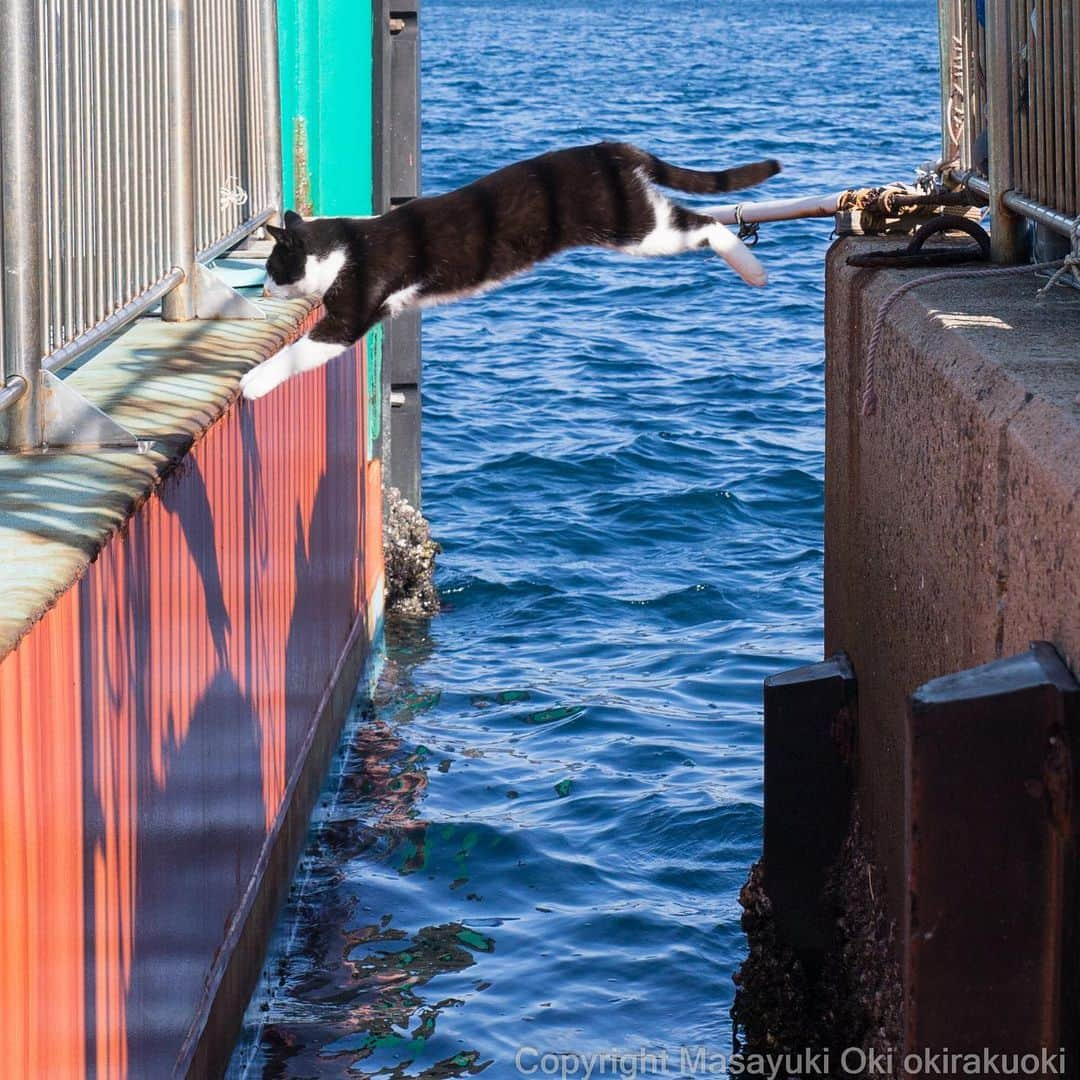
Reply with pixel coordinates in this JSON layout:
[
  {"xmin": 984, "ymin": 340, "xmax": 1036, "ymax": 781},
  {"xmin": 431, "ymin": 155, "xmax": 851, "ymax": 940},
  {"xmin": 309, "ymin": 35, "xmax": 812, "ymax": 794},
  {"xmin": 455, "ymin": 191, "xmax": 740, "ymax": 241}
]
[
  {"xmin": 734, "ymin": 204, "xmax": 760, "ymax": 247},
  {"xmin": 218, "ymin": 176, "xmax": 249, "ymax": 212}
]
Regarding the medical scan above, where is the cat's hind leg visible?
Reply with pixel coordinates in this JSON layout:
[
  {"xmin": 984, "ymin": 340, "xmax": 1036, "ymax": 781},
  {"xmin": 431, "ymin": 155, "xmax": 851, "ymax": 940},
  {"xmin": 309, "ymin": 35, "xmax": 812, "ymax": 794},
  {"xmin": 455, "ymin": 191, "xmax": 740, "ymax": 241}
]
[
  {"xmin": 240, "ymin": 311, "xmax": 375, "ymax": 400},
  {"xmin": 702, "ymin": 217, "xmax": 768, "ymax": 287},
  {"xmin": 674, "ymin": 206, "xmax": 768, "ymax": 287},
  {"xmin": 620, "ymin": 191, "xmax": 768, "ymax": 287}
]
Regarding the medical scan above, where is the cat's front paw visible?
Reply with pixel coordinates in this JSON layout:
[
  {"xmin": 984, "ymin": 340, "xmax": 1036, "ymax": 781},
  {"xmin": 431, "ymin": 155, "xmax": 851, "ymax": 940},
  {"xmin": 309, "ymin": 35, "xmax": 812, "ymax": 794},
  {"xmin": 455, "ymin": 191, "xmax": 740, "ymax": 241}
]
[{"xmin": 240, "ymin": 347, "xmax": 294, "ymax": 400}]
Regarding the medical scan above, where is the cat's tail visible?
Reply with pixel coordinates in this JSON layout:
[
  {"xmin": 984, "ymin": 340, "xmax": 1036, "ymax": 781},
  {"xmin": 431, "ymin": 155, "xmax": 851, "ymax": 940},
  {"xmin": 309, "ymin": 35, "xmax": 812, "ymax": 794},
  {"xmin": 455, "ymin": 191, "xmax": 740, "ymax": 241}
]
[{"xmin": 639, "ymin": 150, "xmax": 781, "ymax": 194}]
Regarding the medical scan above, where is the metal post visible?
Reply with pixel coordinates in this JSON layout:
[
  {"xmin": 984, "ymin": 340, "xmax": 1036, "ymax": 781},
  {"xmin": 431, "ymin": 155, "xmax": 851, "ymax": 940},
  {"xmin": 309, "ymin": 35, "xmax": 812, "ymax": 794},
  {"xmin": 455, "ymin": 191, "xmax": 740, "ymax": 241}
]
[
  {"xmin": 260, "ymin": 0, "xmax": 285, "ymax": 224},
  {"xmin": 986, "ymin": 0, "xmax": 1029, "ymax": 262},
  {"xmin": 937, "ymin": 0, "xmax": 956, "ymax": 165},
  {"xmin": 164, "ymin": 0, "xmax": 196, "ymax": 321},
  {"xmin": 376, "ymin": 0, "xmax": 423, "ymax": 508},
  {"xmin": 763, "ymin": 654, "xmax": 856, "ymax": 976},
  {"xmin": 905, "ymin": 643, "xmax": 1078, "ymax": 1064},
  {"xmin": 0, "ymin": 0, "xmax": 44, "ymax": 450}
]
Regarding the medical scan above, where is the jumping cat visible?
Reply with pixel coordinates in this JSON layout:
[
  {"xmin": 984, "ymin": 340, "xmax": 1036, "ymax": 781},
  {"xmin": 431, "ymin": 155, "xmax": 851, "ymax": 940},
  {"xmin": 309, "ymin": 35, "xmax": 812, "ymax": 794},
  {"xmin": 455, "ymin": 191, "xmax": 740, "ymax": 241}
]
[{"xmin": 240, "ymin": 142, "xmax": 781, "ymax": 400}]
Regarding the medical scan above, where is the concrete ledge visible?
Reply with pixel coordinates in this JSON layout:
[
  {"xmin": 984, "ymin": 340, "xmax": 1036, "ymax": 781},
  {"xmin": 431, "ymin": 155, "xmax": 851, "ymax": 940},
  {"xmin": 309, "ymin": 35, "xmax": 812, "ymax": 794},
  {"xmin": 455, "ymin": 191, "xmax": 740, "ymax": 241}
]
[
  {"xmin": 0, "ymin": 295, "xmax": 316, "ymax": 659},
  {"xmin": 824, "ymin": 236, "xmax": 1080, "ymax": 919}
]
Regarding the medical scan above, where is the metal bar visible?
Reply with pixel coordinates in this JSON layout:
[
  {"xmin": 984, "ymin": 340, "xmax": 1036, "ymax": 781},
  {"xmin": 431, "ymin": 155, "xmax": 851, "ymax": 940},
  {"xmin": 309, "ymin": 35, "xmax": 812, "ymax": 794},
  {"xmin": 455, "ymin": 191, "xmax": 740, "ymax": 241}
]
[
  {"xmin": 260, "ymin": 0, "xmax": 285, "ymax": 222},
  {"xmin": 43, "ymin": 269, "xmax": 184, "ymax": 374},
  {"xmin": 938, "ymin": 0, "xmax": 955, "ymax": 163},
  {"xmin": 949, "ymin": 167, "xmax": 1078, "ymax": 239},
  {"xmin": 1051, "ymin": 0, "xmax": 1064, "ymax": 212},
  {"xmin": 1035, "ymin": 0, "xmax": 1047, "ymax": 204},
  {"xmin": 1063, "ymin": 1, "xmax": 1075, "ymax": 216},
  {"xmin": 164, "ymin": 0, "xmax": 196, "ymax": 321},
  {"xmin": 1002, "ymin": 189, "xmax": 1078, "ymax": 239},
  {"xmin": 0, "ymin": 377, "xmax": 29, "ymax": 415},
  {"xmin": 986, "ymin": 0, "xmax": 1028, "ymax": 262},
  {"xmin": 1074, "ymin": 1, "xmax": 1080, "ymax": 217},
  {"xmin": 0, "ymin": 0, "xmax": 44, "ymax": 450},
  {"xmin": 195, "ymin": 208, "xmax": 275, "ymax": 265}
]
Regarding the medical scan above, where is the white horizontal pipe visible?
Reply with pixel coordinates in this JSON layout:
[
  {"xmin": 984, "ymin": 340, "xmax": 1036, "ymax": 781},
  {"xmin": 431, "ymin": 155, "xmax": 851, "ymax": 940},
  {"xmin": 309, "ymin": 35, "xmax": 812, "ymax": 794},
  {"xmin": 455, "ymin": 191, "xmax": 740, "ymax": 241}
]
[{"xmin": 704, "ymin": 192, "xmax": 846, "ymax": 225}]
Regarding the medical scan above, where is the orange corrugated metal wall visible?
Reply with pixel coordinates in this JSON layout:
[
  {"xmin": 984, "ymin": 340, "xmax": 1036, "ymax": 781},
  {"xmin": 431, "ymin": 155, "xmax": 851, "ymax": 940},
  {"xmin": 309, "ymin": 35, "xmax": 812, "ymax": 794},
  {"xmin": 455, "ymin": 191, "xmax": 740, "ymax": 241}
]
[{"xmin": 0, "ymin": 335, "xmax": 382, "ymax": 1079}]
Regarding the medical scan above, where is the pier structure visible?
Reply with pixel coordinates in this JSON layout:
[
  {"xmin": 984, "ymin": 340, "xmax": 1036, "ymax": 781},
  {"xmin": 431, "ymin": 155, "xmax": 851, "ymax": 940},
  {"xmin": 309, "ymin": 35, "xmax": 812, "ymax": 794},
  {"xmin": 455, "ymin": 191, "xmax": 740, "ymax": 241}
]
[
  {"xmin": 0, "ymin": 2, "xmax": 419, "ymax": 1076},
  {"xmin": 745, "ymin": 0, "xmax": 1080, "ymax": 1067}
]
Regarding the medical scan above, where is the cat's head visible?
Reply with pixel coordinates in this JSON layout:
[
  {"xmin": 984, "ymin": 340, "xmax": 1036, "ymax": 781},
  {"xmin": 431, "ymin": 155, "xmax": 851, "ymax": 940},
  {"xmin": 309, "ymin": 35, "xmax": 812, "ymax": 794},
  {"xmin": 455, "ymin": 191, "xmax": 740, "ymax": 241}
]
[{"xmin": 264, "ymin": 211, "xmax": 342, "ymax": 299}]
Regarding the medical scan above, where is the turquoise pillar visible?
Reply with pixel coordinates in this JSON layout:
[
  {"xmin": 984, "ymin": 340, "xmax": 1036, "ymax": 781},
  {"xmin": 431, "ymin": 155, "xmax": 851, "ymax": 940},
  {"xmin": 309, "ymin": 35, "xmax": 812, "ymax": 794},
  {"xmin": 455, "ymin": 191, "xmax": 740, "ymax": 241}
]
[
  {"xmin": 276, "ymin": 0, "xmax": 375, "ymax": 216},
  {"xmin": 276, "ymin": 0, "xmax": 381, "ymax": 454}
]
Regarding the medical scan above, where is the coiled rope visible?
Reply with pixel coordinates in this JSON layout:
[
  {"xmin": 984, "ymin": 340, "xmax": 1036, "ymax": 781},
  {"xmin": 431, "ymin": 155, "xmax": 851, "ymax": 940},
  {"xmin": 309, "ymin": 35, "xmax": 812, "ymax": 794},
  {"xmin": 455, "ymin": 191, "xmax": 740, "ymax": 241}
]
[
  {"xmin": 861, "ymin": 258, "xmax": 1073, "ymax": 417},
  {"xmin": 862, "ymin": 215, "xmax": 1080, "ymax": 417}
]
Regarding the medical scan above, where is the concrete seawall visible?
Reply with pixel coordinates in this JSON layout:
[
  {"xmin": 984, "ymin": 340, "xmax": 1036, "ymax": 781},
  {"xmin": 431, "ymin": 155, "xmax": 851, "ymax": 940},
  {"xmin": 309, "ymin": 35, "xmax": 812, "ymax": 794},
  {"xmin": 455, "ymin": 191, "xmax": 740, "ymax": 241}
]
[
  {"xmin": 824, "ymin": 236, "xmax": 1080, "ymax": 950},
  {"xmin": 0, "ymin": 301, "xmax": 383, "ymax": 1077}
]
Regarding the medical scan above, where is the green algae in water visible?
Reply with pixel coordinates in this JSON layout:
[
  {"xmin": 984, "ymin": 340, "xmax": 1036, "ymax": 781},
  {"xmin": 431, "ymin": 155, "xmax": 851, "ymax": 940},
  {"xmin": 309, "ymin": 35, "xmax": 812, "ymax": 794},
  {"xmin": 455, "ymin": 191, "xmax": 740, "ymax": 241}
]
[
  {"xmin": 455, "ymin": 928, "xmax": 495, "ymax": 952},
  {"xmin": 524, "ymin": 705, "xmax": 582, "ymax": 725}
]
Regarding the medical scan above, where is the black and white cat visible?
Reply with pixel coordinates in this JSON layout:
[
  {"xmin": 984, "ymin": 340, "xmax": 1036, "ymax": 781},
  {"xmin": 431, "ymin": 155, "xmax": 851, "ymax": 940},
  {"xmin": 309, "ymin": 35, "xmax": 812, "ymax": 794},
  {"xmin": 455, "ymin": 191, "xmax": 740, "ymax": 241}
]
[{"xmin": 240, "ymin": 142, "xmax": 780, "ymax": 400}]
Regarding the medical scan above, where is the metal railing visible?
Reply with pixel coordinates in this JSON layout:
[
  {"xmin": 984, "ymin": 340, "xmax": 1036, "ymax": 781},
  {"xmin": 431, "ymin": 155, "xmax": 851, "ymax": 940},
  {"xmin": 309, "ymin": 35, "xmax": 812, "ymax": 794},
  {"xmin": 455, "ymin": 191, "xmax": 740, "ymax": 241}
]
[
  {"xmin": 0, "ymin": 0, "xmax": 283, "ymax": 450},
  {"xmin": 940, "ymin": 0, "xmax": 1080, "ymax": 261}
]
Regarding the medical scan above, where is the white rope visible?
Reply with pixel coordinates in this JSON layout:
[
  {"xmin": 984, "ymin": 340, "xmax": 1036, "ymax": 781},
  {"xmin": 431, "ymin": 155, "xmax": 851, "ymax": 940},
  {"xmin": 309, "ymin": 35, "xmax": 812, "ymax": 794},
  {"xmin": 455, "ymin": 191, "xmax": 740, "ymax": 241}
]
[{"xmin": 218, "ymin": 175, "xmax": 249, "ymax": 212}]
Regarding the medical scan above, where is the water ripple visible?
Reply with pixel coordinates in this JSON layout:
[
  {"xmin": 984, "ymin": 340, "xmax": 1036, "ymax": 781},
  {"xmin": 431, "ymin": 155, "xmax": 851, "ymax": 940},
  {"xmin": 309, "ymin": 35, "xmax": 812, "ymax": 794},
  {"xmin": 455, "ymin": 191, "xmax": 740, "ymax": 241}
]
[{"xmin": 230, "ymin": 1, "xmax": 939, "ymax": 1075}]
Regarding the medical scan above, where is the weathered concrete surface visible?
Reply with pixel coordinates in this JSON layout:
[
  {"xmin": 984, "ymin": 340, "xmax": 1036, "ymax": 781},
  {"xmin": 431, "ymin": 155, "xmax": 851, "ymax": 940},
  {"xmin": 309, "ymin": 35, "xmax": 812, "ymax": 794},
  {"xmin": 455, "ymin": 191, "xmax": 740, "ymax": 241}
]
[{"xmin": 825, "ymin": 236, "xmax": 1080, "ymax": 924}]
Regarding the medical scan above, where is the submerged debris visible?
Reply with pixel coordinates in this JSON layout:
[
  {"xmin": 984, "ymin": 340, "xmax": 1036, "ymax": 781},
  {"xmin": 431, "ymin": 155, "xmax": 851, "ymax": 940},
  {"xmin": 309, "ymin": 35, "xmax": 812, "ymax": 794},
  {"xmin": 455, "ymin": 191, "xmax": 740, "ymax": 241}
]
[
  {"xmin": 732, "ymin": 812, "xmax": 901, "ymax": 1076},
  {"xmin": 383, "ymin": 486, "xmax": 441, "ymax": 617}
]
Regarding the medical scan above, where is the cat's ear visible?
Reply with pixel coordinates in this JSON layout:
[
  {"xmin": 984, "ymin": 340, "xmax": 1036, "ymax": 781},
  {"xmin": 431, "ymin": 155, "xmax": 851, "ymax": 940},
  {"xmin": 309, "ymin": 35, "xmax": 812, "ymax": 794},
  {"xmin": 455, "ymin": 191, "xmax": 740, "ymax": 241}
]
[
  {"xmin": 283, "ymin": 210, "xmax": 305, "ymax": 229},
  {"xmin": 267, "ymin": 224, "xmax": 289, "ymax": 244}
]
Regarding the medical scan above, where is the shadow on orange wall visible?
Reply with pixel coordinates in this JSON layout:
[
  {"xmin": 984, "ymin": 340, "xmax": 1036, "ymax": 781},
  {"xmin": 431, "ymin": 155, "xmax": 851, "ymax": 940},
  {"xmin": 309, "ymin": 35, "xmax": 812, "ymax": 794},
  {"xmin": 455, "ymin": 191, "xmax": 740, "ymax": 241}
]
[{"xmin": 0, "ymin": 335, "xmax": 382, "ymax": 1080}]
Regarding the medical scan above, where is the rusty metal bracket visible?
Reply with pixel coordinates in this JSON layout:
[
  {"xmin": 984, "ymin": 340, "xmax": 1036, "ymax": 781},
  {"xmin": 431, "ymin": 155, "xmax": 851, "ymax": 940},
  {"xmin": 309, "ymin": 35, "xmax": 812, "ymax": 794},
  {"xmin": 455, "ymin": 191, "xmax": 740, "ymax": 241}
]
[{"xmin": 846, "ymin": 215, "xmax": 991, "ymax": 269}]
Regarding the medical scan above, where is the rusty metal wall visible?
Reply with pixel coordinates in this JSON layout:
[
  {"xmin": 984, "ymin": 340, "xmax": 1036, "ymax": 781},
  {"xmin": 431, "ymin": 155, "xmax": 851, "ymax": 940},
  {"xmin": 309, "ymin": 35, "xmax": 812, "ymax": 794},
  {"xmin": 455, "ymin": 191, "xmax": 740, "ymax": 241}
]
[{"xmin": 0, "ymin": 329, "xmax": 382, "ymax": 1079}]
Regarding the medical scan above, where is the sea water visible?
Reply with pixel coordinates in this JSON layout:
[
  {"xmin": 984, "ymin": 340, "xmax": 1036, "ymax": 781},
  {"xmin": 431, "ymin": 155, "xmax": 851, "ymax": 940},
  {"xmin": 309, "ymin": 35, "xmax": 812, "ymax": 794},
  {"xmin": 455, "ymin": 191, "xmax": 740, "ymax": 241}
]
[{"xmin": 229, "ymin": 2, "xmax": 939, "ymax": 1074}]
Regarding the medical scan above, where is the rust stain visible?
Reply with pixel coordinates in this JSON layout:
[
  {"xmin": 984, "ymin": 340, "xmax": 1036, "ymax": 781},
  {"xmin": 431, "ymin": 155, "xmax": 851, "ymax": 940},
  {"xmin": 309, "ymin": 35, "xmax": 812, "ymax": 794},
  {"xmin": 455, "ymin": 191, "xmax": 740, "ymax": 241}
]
[
  {"xmin": 0, "ymin": 329, "xmax": 381, "ymax": 1078},
  {"xmin": 292, "ymin": 116, "xmax": 315, "ymax": 218}
]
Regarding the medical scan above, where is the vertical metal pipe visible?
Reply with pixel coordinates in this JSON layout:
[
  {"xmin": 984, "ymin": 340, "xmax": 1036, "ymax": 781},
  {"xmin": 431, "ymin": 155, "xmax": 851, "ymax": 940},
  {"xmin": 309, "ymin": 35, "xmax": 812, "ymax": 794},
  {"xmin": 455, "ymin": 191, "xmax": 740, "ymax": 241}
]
[
  {"xmin": 0, "ymin": 0, "xmax": 44, "ymax": 449},
  {"xmin": 260, "ymin": 0, "xmax": 284, "ymax": 222},
  {"xmin": 986, "ymin": 0, "xmax": 1028, "ymax": 262},
  {"xmin": 1063, "ymin": 1, "xmax": 1075, "ymax": 215},
  {"xmin": 938, "ymin": 0, "xmax": 956, "ymax": 163},
  {"xmin": 164, "ymin": 0, "xmax": 195, "ymax": 320},
  {"xmin": 1074, "ymin": 0, "xmax": 1080, "ymax": 216},
  {"xmin": 1051, "ymin": 0, "xmax": 1066, "ymax": 213}
]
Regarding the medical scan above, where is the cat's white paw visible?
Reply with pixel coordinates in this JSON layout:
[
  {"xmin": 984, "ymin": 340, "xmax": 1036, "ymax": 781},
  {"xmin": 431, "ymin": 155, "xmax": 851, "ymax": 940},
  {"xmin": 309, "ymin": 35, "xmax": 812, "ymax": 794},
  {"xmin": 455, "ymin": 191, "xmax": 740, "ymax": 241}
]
[{"xmin": 240, "ymin": 348, "xmax": 295, "ymax": 400}]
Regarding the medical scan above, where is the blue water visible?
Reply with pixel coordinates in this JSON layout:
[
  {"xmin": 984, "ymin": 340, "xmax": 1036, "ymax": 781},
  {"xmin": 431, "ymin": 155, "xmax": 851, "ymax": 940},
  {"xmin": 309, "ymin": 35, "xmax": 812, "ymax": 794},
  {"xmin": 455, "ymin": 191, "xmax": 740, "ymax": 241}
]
[{"xmin": 230, "ymin": 3, "xmax": 939, "ymax": 1075}]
